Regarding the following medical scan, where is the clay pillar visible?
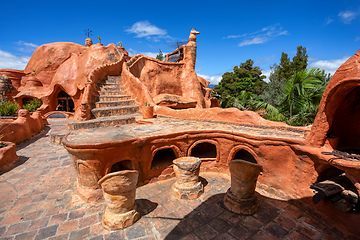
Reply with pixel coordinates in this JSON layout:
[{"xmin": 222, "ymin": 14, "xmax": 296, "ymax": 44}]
[
  {"xmin": 172, "ymin": 157, "xmax": 203, "ymax": 199},
  {"xmin": 98, "ymin": 170, "xmax": 140, "ymax": 230},
  {"xmin": 224, "ymin": 160, "xmax": 263, "ymax": 215}
]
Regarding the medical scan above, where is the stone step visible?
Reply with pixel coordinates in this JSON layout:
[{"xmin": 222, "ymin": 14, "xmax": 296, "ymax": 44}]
[
  {"xmin": 107, "ymin": 75, "xmax": 121, "ymax": 81},
  {"xmin": 68, "ymin": 114, "xmax": 138, "ymax": 130},
  {"xmin": 99, "ymin": 79, "xmax": 121, "ymax": 84},
  {"xmin": 98, "ymin": 86, "xmax": 123, "ymax": 92},
  {"xmin": 95, "ymin": 99, "xmax": 135, "ymax": 108},
  {"xmin": 97, "ymin": 95, "xmax": 131, "ymax": 102},
  {"xmin": 99, "ymin": 90, "xmax": 125, "ymax": 96},
  {"xmin": 91, "ymin": 105, "xmax": 139, "ymax": 118}
]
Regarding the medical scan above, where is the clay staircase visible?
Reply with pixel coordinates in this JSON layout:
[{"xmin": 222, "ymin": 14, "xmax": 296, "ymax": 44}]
[{"xmin": 68, "ymin": 76, "xmax": 139, "ymax": 130}]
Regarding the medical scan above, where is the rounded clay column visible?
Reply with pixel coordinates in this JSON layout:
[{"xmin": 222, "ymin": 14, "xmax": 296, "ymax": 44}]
[
  {"xmin": 224, "ymin": 159, "xmax": 263, "ymax": 215},
  {"xmin": 98, "ymin": 170, "xmax": 140, "ymax": 230},
  {"xmin": 172, "ymin": 157, "xmax": 203, "ymax": 199}
]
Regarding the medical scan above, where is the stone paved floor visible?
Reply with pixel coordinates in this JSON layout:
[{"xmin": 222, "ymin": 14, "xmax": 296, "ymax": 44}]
[{"xmin": 0, "ymin": 123, "xmax": 357, "ymax": 240}]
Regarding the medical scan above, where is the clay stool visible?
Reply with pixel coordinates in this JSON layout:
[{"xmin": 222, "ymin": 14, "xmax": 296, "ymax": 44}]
[
  {"xmin": 224, "ymin": 159, "xmax": 263, "ymax": 215},
  {"xmin": 172, "ymin": 157, "xmax": 203, "ymax": 199},
  {"xmin": 98, "ymin": 170, "xmax": 140, "ymax": 230}
]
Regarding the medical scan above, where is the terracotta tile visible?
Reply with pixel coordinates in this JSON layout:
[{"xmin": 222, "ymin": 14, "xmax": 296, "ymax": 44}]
[
  {"xmin": 194, "ymin": 224, "xmax": 218, "ymax": 240},
  {"xmin": 79, "ymin": 214, "xmax": 98, "ymax": 229},
  {"xmin": 57, "ymin": 219, "xmax": 78, "ymax": 235},
  {"xmin": 4, "ymin": 222, "xmax": 31, "ymax": 236},
  {"xmin": 68, "ymin": 208, "xmax": 86, "ymax": 220},
  {"xmin": 49, "ymin": 213, "xmax": 68, "ymax": 225},
  {"xmin": 284, "ymin": 230, "xmax": 311, "ymax": 240},
  {"xmin": 14, "ymin": 230, "xmax": 37, "ymax": 240},
  {"xmin": 228, "ymin": 224, "xmax": 251, "ymax": 240},
  {"xmin": 2, "ymin": 213, "xmax": 25, "ymax": 226},
  {"xmin": 35, "ymin": 225, "xmax": 59, "ymax": 240},
  {"xmin": 252, "ymin": 230, "xmax": 279, "ymax": 240},
  {"xmin": 27, "ymin": 216, "xmax": 50, "ymax": 231},
  {"xmin": 265, "ymin": 222, "xmax": 288, "ymax": 239}
]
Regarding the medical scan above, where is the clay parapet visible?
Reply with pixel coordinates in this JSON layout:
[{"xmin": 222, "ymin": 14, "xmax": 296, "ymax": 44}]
[{"xmin": 0, "ymin": 109, "xmax": 45, "ymax": 143}]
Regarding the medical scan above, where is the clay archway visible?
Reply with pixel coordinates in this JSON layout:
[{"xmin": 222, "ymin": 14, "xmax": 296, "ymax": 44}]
[
  {"xmin": 229, "ymin": 147, "xmax": 258, "ymax": 164},
  {"xmin": 188, "ymin": 140, "xmax": 219, "ymax": 161},
  {"xmin": 107, "ymin": 160, "xmax": 134, "ymax": 174},
  {"xmin": 151, "ymin": 146, "xmax": 180, "ymax": 169},
  {"xmin": 44, "ymin": 111, "xmax": 74, "ymax": 119}
]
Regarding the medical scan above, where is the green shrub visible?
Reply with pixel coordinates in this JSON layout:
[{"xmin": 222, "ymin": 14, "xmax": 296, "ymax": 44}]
[
  {"xmin": 23, "ymin": 98, "xmax": 42, "ymax": 112},
  {"xmin": 0, "ymin": 101, "xmax": 18, "ymax": 116}
]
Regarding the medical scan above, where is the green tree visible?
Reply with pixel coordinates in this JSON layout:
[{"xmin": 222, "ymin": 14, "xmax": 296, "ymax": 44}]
[
  {"xmin": 278, "ymin": 52, "xmax": 292, "ymax": 80},
  {"xmin": 156, "ymin": 49, "xmax": 164, "ymax": 61},
  {"xmin": 97, "ymin": 36, "xmax": 102, "ymax": 44},
  {"xmin": 214, "ymin": 59, "xmax": 266, "ymax": 108},
  {"xmin": 292, "ymin": 46, "xmax": 308, "ymax": 73},
  {"xmin": 280, "ymin": 68, "xmax": 326, "ymax": 119}
]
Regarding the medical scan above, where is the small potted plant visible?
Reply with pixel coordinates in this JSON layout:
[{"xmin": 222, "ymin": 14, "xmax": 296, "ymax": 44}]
[{"xmin": 142, "ymin": 101, "xmax": 154, "ymax": 119}]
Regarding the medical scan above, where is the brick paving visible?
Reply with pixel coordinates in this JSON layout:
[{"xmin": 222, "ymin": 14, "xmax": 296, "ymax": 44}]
[{"xmin": 0, "ymin": 122, "xmax": 357, "ymax": 240}]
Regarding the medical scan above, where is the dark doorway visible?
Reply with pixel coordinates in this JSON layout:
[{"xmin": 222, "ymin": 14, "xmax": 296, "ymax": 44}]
[
  {"xmin": 110, "ymin": 160, "xmax": 134, "ymax": 173},
  {"xmin": 151, "ymin": 148, "xmax": 177, "ymax": 169},
  {"xmin": 233, "ymin": 149, "xmax": 257, "ymax": 164},
  {"xmin": 190, "ymin": 142, "xmax": 217, "ymax": 159},
  {"xmin": 57, "ymin": 91, "xmax": 74, "ymax": 112}
]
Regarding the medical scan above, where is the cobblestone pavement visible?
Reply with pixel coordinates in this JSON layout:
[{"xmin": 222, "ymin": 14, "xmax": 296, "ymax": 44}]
[{"xmin": 0, "ymin": 123, "xmax": 357, "ymax": 240}]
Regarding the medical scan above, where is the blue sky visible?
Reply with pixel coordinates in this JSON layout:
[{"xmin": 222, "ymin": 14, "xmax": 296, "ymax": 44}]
[{"xmin": 0, "ymin": 0, "xmax": 359, "ymax": 84}]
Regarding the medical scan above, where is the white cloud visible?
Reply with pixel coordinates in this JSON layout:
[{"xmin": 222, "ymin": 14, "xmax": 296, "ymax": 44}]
[
  {"xmin": 261, "ymin": 69, "xmax": 272, "ymax": 82},
  {"xmin": 127, "ymin": 48, "xmax": 167, "ymax": 59},
  {"xmin": 0, "ymin": 50, "xmax": 29, "ymax": 70},
  {"xmin": 197, "ymin": 74, "xmax": 222, "ymax": 85},
  {"xmin": 125, "ymin": 21, "xmax": 168, "ymax": 41},
  {"xmin": 225, "ymin": 24, "xmax": 288, "ymax": 47},
  {"xmin": 325, "ymin": 17, "xmax": 334, "ymax": 25},
  {"xmin": 338, "ymin": 10, "xmax": 357, "ymax": 24},
  {"xmin": 309, "ymin": 56, "xmax": 350, "ymax": 75},
  {"xmin": 239, "ymin": 37, "xmax": 268, "ymax": 47},
  {"xmin": 15, "ymin": 41, "xmax": 38, "ymax": 52}
]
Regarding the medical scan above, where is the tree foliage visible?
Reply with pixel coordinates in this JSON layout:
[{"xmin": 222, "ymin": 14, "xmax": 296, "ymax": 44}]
[
  {"xmin": 213, "ymin": 46, "xmax": 330, "ymax": 126},
  {"xmin": 156, "ymin": 49, "xmax": 164, "ymax": 61},
  {"xmin": 292, "ymin": 46, "xmax": 308, "ymax": 73},
  {"xmin": 214, "ymin": 59, "xmax": 266, "ymax": 108}
]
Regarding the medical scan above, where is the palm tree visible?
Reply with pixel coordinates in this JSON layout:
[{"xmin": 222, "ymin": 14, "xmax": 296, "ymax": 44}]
[{"xmin": 280, "ymin": 68, "xmax": 326, "ymax": 118}]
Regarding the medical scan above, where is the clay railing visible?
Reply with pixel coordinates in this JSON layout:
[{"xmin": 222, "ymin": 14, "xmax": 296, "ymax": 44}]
[
  {"xmin": 0, "ymin": 109, "xmax": 45, "ymax": 143},
  {"xmin": 122, "ymin": 54, "xmax": 184, "ymax": 107},
  {"xmin": 76, "ymin": 49, "xmax": 125, "ymax": 121}
]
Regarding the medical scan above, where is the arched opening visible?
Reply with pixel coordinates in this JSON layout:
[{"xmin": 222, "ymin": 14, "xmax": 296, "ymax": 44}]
[
  {"xmin": 47, "ymin": 113, "xmax": 67, "ymax": 119},
  {"xmin": 190, "ymin": 142, "xmax": 217, "ymax": 159},
  {"xmin": 110, "ymin": 160, "xmax": 134, "ymax": 173},
  {"xmin": 22, "ymin": 97, "xmax": 42, "ymax": 112},
  {"xmin": 57, "ymin": 91, "xmax": 74, "ymax": 112},
  {"xmin": 328, "ymin": 86, "xmax": 360, "ymax": 151},
  {"xmin": 233, "ymin": 149, "xmax": 257, "ymax": 164},
  {"xmin": 151, "ymin": 148, "xmax": 177, "ymax": 169}
]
